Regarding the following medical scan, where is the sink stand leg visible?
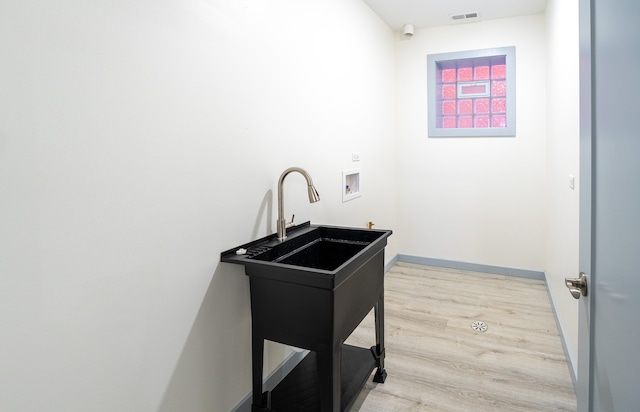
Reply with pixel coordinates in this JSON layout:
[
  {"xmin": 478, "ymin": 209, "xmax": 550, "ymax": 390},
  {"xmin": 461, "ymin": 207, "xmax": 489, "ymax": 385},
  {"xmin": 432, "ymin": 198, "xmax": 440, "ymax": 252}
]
[
  {"xmin": 372, "ymin": 294, "xmax": 387, "ymax": 383},
  {"xmin": 317, "ymin": 344, "xmax": 341, "ymax": 411},
  {"xmin": 251, "ymin": 336, "xmax": 271, "ymax": 412}
]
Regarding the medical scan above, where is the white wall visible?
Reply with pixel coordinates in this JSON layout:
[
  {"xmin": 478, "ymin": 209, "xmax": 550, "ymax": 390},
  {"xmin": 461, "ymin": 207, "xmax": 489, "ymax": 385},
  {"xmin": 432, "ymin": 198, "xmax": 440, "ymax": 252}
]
[
  {"xmin": 395, "ymin": 15, "xmax": 547, "ymax": 272},
  {"xmin": 0, "ymin": 1, "xmax": 397, "ymax": 411},
  {"xmin": 544, "ymin": 0, "xmax": 580, "ymax": 378}
]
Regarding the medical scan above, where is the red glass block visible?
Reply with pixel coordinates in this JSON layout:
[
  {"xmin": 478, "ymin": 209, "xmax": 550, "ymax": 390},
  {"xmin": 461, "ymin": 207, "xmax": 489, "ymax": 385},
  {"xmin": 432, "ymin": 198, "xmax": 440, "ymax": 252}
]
[
  {"xmin": 492, "ymin": 98, "xmax": 506, "ymax": 113},
  {"xmin": 441, "ymin": 84, "xmax": 456, "ymax": 99},
  {"xmin": 492, "ymin": 115, "xmax": 507, "ymax": 128},
  {"xmin": 458, "ymin": 99, "xmax": 473, "ymax": 114},
  {"xmin": 474, "ymin": 66, "xmax": 490, "ymax": 80},
  {"xmin": 458, "ymin": 116, "xmax": 473, "ymax": 128},
  {"xmin": 442, "ymin": 69, "xmax": 457, "ymax": 83},
  {"xmin": 474, "ymin": 98, "xmax": 490, "ymax": 114},
  {"xmin": 491, "ymin": 64, "xmax": 506, "ymax": 79},
  {"xmin": 458, "ymin": 67, "xmax": 473, "ymax": 81},
  {"xmin": 442, "ymin": 116, "xmax": 457, "ymax": 128},
  {"xmin": 442, "ymin": 100, "xmax": 456, "ymax": 115},
  {"xmin": 475, "ymin": 115, "xmax": 490, "ymax": 128},
  {"xmin": 491, "ymin": 80, "xmax": 506, "ymax": 96}
]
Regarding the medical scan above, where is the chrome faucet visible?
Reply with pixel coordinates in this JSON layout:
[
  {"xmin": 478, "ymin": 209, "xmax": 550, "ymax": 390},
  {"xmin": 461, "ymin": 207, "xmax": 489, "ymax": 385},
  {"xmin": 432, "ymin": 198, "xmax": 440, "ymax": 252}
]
[{"xmin": 277, "ymin": 167, "xmax": 320, "ymax": 241}]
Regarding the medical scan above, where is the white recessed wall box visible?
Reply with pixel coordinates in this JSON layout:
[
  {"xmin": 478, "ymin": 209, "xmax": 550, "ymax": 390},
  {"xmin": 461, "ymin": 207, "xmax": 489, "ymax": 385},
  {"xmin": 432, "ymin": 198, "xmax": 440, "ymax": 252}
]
[{"xmin": 342, "ymin": 168, "xmax": 361, "ymax": 202}]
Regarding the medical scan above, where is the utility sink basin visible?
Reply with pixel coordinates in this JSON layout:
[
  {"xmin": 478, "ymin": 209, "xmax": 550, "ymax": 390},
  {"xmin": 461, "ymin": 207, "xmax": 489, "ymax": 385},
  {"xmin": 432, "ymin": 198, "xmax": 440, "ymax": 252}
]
[
  {"xmin": 221, "ymin": 222, "xmax": 392, "ymax": 411},
  {"xmin": 260, "ymin": 238, "xmax": 365, "ymax": 270},
  {"xmin": 221, "ymin": 222, "xmax": 392, "ymax": 289},
  {"xmin": 248, "ymin": 226, "xmax": 382, "ymax": 270}
]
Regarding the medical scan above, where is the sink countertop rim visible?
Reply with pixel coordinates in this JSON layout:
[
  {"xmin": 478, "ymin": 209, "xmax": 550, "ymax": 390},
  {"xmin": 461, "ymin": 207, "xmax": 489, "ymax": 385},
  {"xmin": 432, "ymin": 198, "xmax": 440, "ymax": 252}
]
[{"xmin": 220, "ymin": 221, "xmax": 392, "ymax": 283}]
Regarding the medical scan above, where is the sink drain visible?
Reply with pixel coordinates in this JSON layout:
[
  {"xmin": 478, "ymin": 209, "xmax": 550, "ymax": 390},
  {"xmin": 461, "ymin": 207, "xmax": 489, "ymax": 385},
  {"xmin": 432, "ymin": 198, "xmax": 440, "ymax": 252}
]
[{"xmin": 471, "ymin": 321, "xmax": 488, "ymax": 332}]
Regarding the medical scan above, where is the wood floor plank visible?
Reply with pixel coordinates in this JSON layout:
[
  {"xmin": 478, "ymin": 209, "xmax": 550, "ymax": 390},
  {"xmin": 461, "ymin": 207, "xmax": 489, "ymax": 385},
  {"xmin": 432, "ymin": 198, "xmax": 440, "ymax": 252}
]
[{"xmin": 346, "ymin": 263, "xmax": 577, "ymax": 411}]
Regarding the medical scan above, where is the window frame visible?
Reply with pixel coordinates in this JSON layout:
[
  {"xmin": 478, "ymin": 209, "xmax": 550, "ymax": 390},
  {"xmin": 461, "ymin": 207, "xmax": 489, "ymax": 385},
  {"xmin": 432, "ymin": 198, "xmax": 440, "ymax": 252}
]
[{"xmin": 427, "ymin": 46, "xmax": 516, "ymax": 137}]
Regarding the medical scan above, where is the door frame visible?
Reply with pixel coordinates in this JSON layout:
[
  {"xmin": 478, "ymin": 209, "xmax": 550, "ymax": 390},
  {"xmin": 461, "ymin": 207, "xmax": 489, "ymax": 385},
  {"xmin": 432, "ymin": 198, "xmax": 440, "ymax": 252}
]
[{"xmin": 577, "ymin": 0, "xmax": 593, "ymax": 410}]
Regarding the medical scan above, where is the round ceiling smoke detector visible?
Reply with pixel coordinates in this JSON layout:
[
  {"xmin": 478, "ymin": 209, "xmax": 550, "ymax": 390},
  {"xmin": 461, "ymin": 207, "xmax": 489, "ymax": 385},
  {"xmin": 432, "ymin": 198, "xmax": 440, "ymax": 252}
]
[{"xmin": 403, "ymin": 24, "xmax": 414, "ymax": 37}]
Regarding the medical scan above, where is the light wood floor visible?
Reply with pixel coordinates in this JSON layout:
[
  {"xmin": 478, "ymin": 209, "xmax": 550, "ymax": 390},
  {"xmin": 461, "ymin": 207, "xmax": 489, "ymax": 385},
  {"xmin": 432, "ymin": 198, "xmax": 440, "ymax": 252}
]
[{"xmin": 345, "ymin": 263, "xmax": 577, "ymax": 411}]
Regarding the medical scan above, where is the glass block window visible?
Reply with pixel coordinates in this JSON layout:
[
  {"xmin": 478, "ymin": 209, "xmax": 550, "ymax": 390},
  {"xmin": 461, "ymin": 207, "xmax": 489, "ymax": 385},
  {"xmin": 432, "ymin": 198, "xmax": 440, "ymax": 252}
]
[{"xmin": 427, "ymin": 47, "xmax": 516, "ymax": 137}]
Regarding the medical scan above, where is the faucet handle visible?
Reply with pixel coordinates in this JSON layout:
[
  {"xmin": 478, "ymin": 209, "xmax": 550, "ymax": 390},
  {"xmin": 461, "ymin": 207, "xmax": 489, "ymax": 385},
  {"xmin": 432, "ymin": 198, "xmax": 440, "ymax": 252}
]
[{"xmin": 285, "ymin": 214, "xmax": 295, "ymax": 229}]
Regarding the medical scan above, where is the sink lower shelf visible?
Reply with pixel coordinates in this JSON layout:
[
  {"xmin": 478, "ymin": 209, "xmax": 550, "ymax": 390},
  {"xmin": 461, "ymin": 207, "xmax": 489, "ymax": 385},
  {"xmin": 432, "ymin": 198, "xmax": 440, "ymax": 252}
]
[{"xmin": 265, "ymin": 344, "xmax": 376, "ymax": 412}]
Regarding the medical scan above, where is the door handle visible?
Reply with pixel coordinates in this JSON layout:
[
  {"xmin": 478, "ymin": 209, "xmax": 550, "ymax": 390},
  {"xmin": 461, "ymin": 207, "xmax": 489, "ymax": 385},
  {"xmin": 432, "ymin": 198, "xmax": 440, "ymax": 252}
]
[{"xmin": 565, "ymin": 272, "xmax": 588, "ymax": 299}]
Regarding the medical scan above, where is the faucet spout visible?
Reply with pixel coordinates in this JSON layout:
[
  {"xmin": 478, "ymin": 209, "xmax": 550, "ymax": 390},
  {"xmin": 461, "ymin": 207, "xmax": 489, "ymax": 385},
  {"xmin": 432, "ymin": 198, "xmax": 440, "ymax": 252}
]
[{"xmin": 277, "ymin": 167, "xmax": 320, "ymax": 241}]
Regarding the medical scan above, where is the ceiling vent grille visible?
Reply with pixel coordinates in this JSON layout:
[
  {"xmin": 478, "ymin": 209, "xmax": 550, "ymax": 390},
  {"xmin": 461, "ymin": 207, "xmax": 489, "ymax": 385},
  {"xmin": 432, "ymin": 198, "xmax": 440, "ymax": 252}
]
[{"xmin": 450, "ymin": 11, "xmax": 480, "ymax": 21}]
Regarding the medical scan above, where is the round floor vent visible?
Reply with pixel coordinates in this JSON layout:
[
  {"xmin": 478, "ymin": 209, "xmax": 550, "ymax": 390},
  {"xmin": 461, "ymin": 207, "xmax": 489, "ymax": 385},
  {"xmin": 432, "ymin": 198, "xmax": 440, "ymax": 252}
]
[{"xmin": 471, "ymin": 321, "xmax": 488, "ymax": 332}]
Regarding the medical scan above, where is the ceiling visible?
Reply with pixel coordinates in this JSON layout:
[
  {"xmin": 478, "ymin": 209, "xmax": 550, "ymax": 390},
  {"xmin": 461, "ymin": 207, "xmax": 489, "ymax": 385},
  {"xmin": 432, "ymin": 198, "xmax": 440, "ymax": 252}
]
[{"xmin": 361, "ymin": 0, "xmax": 548, "ymax": 31}]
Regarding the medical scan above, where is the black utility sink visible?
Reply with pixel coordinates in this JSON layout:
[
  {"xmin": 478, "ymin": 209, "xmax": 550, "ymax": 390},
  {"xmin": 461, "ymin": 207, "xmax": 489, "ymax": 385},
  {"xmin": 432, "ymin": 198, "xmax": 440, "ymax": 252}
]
[
  {"xmin": 247, "ymin": 226, "xmax": 382, "ymax": 271},
  {"xmin": 270, "ymin": 239, "xmax": 365, "ymax": 271},
  {"xmin": 221, "ymin": 222, "xmax": 392, "ymax": 412},
  {"xmin": 221, "ymin": 222, "xmax": 391, "ymax": 290}
]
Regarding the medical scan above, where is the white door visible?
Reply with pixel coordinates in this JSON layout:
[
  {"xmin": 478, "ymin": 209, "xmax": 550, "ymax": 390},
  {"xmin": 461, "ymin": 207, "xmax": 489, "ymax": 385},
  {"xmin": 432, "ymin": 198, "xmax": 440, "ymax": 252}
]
[{"xmin": 577, "ymin": 0, "xmax": 640, "ymax": 410}]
